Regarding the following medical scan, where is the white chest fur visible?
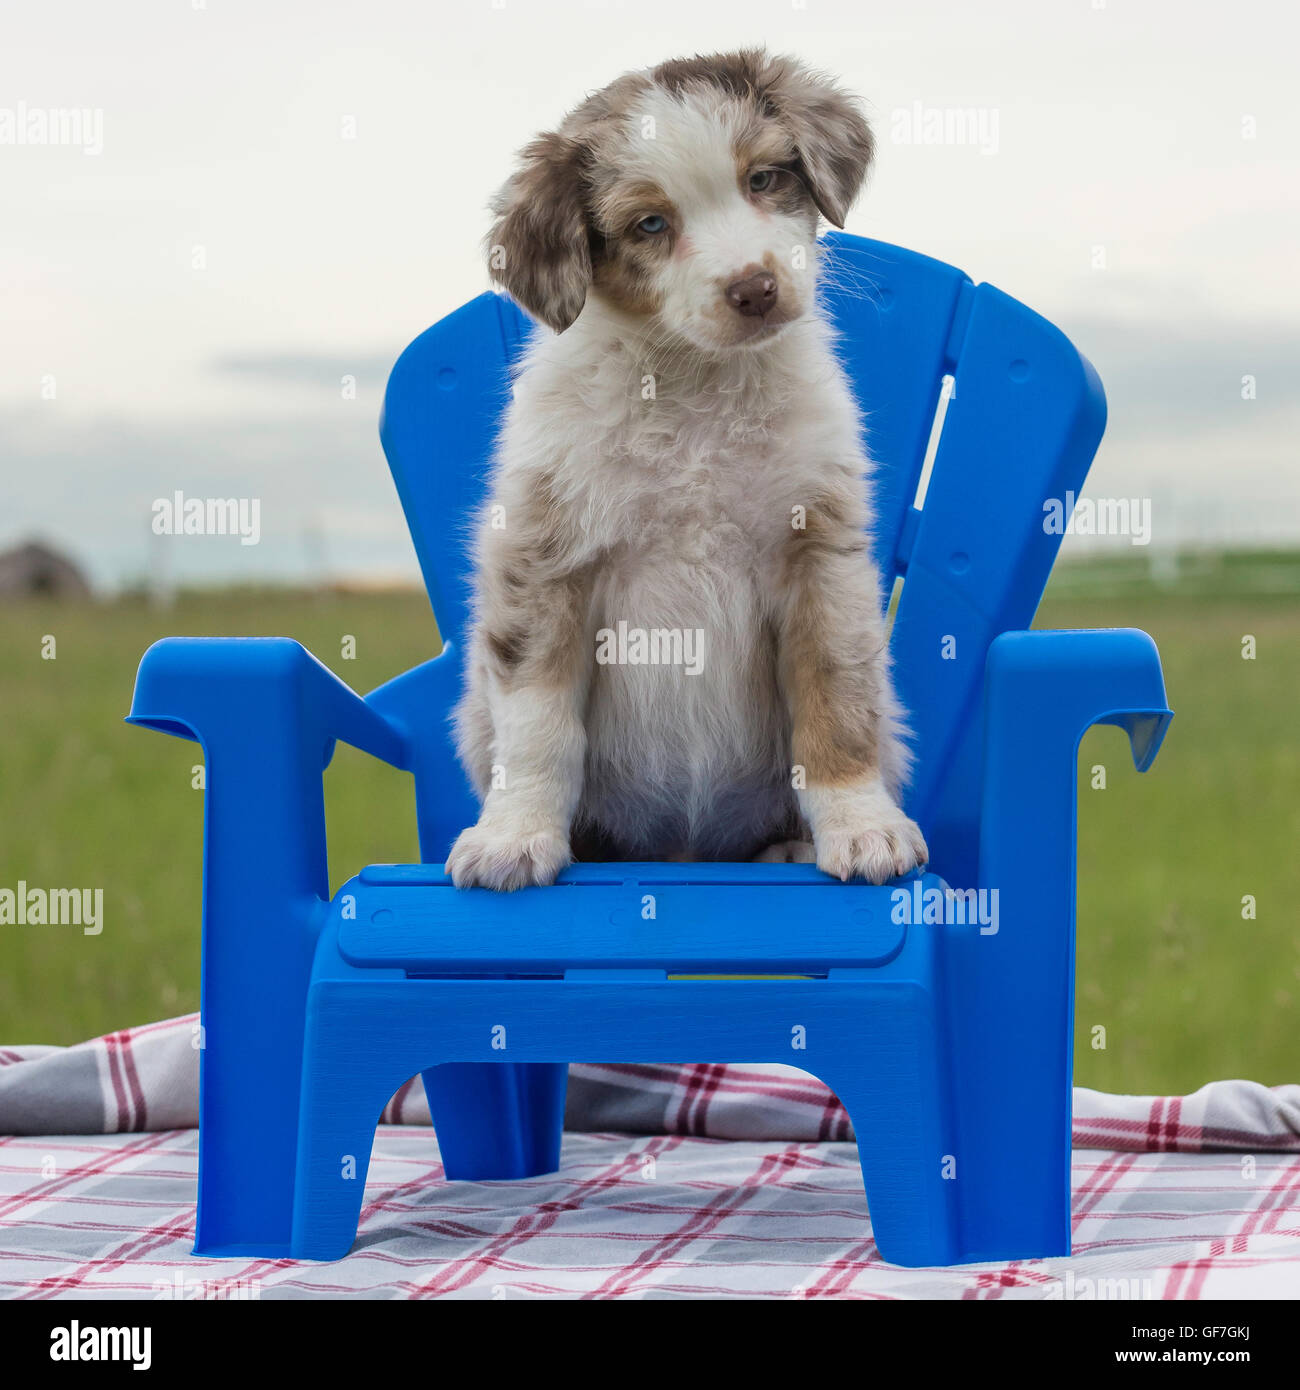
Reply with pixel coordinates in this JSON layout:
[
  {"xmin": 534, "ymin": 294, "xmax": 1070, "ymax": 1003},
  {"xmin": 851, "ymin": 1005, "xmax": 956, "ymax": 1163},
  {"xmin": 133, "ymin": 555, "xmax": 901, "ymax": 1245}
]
[{"xmin": 481, "ymin": 307, "xmax": 867, "ymax": 857}]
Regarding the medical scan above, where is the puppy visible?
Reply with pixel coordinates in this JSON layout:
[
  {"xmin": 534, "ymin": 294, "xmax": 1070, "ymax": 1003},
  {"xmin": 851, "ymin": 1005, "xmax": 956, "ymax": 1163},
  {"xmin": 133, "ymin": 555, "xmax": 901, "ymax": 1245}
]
[{"xmin": 446, "ymin": 49, "xmax": 928, "ymax": 891}]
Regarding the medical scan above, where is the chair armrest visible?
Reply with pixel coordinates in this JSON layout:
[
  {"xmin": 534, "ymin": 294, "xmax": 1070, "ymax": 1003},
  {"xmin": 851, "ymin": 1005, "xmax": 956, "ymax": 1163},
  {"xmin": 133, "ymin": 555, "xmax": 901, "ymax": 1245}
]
[
  {"xmin": 978, "ymin": 626, "xmax": 1172, "ymax": 895},
  {"xmin": 124, "ymin": 637, "xmax": 412, "ymax": 1249},
  {"xmin": 962, "ymin": 624, "xmax": 1172, "ymax": 1118},
  {"xmin": 937, "ymin": 628, "xmax": 1172, "ymax": 1255},
  {"xmin": 127, "ymin": 636, "xmax": 409, "ymax": 771}
]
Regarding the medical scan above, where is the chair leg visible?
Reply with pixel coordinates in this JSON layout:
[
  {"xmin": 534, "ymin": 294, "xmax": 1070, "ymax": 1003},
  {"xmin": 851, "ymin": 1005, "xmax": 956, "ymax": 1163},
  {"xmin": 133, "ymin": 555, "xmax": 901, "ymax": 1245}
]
[
  {"xmin": 422, "ymin": 1063, "xmax": 568, "ymax": 1181},
  {"xmin": 944, "ymin": 1053, "xmax": 1072, "ymax": 1263},
  {"xmin": 291, "ymin": 1024, "xmax": 400, "ymax": 1261},
  {"xmin": 820, "ymin": 982, "xmax": 961, "ymax": 1268},
  {"xmin": 830, "ymin": 1073, "xmax": 960, "ymax": 1268},
  {"xmin": 191, "ymin": 713, "xmax": 327, "ymax": 1255},
  {"xmin": 942, "ymin": 902, "xmax": 1073, "ymax": 1262}
]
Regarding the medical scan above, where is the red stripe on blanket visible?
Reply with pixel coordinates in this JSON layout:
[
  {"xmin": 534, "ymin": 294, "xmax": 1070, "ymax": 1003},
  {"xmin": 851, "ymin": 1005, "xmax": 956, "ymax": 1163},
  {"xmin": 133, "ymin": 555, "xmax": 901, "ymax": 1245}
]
[
  {"xmin": 585, "ymin": 1143, "xmax": 803, "ymax": 1299},
  {"xmin": 418, "ymin": 1135, "xmax": 680, "ymax": 1297},
  {"xmin": 117, "ymin": 1031, "xmax": 148, "ymax": 1131},
  {"xmin": 101, "ymin": 1033, "xmax": 130, "ymax": 1132},
  {"xmin": 0, "ymin": 1130, "xmax": 172, "ymax": 1225},
  {"xmin": 1073, "ymin": 1115, "xmax": 1298, "ymax": 1151},
  {"xmin": 681, "ymin": 1063, "xmax": 729, "ymax": 1136},
  {"xmin": 23, "ymin": 1208, "xmax": 195, "ymax": 1299}
]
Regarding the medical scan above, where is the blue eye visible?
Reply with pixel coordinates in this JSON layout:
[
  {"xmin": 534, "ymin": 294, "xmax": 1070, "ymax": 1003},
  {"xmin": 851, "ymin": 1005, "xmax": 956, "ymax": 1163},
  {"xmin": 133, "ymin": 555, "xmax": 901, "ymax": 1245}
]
[{"xmin": 637, "ymin": 214, "xmax": 667, "ymax": 234}]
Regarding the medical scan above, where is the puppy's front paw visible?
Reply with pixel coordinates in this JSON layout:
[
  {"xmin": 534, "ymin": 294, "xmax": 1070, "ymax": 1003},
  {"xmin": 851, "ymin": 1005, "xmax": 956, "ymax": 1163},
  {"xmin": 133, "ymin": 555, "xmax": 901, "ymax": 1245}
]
[
  {"xmin": 445, "ymin": 819, "xmax": 571, "ymax": 891},
  {"xmin": 810, "ymin": 785, "xmax": 928, "ymax": 885}
]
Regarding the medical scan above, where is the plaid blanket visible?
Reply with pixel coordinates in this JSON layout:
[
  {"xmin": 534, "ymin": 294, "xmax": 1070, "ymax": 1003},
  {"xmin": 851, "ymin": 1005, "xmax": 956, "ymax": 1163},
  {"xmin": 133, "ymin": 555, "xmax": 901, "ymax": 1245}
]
[{"xmin": 2, "ymin": 1015, "xmax": 1298, "ymax": 1298}]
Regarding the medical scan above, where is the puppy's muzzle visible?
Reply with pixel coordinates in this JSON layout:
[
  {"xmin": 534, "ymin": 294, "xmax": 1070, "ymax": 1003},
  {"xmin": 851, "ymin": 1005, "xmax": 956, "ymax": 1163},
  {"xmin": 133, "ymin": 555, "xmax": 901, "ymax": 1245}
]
[{"xmin": 724, "ymin": 269, "xmax": 779, "ymax": 319}]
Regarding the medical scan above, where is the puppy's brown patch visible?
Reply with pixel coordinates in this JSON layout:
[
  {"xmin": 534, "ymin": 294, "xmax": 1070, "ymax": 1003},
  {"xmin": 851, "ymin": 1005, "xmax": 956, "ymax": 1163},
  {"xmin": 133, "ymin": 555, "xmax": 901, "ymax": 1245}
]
[
  {"xmin": 780, "ymin": 491, "xmax": 884, "ymax": 786},
  {"xmin": 588, "ymin": 178, "xmax": 679, "ymax": 317},
  {"xmin": 477, "ymin": 468, "xmax": 596, "ymax": 691},
  {"xmin": 651, "ymin": 48, "xmax": 874, "ymax": 226}
]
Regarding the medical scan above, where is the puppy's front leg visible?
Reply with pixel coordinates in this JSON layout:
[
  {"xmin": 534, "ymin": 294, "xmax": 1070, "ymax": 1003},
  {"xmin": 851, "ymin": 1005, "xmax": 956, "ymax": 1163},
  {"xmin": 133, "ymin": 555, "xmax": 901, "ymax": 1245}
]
[
  {"xmin": 777, "ymin": 494, "xmax": 928, "ymax": 884},
  {"xmin": 447, "ymin": 552, "xmax": 592, "ymax": 891}
]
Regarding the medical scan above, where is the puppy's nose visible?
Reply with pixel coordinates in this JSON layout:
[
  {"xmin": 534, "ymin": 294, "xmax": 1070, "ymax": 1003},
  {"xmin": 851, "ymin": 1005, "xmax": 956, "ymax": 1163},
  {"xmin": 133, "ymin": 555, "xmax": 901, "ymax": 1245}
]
[{"xmin": 724, "ymin": 270, "xmax": 778, "ymax": 318}]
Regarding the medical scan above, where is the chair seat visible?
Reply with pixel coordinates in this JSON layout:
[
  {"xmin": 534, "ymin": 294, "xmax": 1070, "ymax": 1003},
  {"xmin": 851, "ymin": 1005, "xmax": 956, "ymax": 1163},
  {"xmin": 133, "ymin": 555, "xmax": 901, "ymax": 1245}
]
[{"xmin": 331, "ymin": 862, "xmax": 935, "ymax": 975}]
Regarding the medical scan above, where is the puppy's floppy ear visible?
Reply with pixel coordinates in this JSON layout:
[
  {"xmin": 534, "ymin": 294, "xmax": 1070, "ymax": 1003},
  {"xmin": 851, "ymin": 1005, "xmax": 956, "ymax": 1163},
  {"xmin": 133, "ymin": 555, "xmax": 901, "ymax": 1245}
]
[
  {"xmin": 486, "ymin": 131, "xmax": 591, "ymax": 332},
  {"xmin": 765, "ymin": 58, "xmax": 874, "ymax": 228}
]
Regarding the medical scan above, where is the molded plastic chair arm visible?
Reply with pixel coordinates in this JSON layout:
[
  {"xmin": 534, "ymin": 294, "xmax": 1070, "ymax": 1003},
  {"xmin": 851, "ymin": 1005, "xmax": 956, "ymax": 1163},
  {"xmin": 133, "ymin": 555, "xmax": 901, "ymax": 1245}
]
[
  {"xmin": 125, "ymin": 637, "xmax": 411, "ymax": 1253},
  {"xmin": 978, "ymin": 626, "xmax": 1172, "ymax": 896},
  {"xmin": 127, "ymin": 636, "xmax": 409, "ymax": 771},
  {"xmin": 937, "ymin": 628, "xmax": 1172, "ymax": 1259}
]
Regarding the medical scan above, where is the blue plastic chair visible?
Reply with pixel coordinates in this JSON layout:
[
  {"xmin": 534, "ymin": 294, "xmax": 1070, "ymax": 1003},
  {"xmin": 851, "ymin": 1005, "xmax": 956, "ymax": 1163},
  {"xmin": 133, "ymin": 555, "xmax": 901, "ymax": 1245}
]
[{"xmin": 128, "ymin": 232, "xmax": 1172, "ymax": 1267}]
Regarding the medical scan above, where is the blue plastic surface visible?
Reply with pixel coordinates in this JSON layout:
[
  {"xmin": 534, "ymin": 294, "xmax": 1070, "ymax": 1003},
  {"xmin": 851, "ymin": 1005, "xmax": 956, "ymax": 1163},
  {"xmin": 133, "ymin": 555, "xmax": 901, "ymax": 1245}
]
[{"xmin": 127, "ymin": 234, "xmax": 1172, "ymax": 1267}]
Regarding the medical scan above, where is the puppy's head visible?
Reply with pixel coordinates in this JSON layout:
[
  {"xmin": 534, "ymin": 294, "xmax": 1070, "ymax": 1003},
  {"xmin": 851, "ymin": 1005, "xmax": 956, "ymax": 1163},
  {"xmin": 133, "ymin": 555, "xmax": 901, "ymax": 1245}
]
[{"xmin": 486, "ymin": 50, "xmax": 874, "ymax": 351}]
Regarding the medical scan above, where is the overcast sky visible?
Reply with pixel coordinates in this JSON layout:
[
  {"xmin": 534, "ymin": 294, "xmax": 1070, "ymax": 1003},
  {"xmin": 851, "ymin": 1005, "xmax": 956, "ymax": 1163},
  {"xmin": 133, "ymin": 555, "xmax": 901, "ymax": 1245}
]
[{"xmin": 2, "ymin": 0, "xmax": 1297, "ymax": 589}]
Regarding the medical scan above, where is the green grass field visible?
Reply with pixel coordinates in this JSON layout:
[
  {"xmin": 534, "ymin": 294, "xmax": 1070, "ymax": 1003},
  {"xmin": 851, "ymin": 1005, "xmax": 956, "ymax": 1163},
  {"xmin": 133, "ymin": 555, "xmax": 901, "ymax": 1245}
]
[{"xmin": 1, "ymin": 553, "xmax": 1296, "ymax": 1095}]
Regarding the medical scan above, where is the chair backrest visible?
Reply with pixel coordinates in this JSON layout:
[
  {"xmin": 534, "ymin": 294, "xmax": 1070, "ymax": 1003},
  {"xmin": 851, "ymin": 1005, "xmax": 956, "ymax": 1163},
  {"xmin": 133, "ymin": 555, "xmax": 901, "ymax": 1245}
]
[{"xmin": 379, "ymin": 233, "xmax": 1105, "ymax": 882}]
